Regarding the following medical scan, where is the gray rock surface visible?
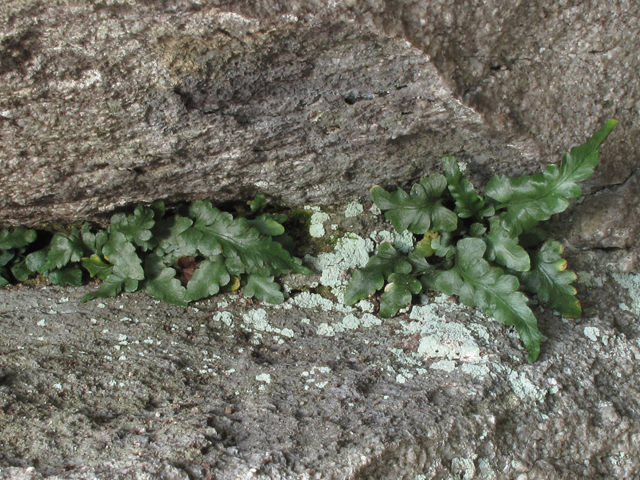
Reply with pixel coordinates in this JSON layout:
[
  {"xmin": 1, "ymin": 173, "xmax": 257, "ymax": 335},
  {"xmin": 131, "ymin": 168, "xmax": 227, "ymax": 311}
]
[
  {"xmin": 2, "ymin": 205, "xmax": 640, "ymax": 479},
  {"xmin": 2, "ymin": 1, "xmax": 640, "ymax": 479},
  {"xmin": 2, "ymin": 1, "xmax": 636, "ymax": 235},
  {"xmin": 1, "ymin": 269, "xmax": 640, "ymax": 479},
  {"xmin": 0, "ymin": 1, "xmax": 534, "ymax": 228}
]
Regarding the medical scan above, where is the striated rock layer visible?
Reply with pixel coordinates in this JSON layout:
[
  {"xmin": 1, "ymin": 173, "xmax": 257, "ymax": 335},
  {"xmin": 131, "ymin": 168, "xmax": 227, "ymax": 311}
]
[{"xmin": 1, "ymin": 1, "xmax": 536, "ymax": 227}]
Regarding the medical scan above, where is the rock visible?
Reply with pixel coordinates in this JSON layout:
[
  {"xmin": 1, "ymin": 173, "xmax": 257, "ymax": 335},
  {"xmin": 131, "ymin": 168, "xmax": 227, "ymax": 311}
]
[
  {"xmin": 0, "ymin": 1, "xmax": 534, "ymax": 228},
  {"xmin": 566, "ymin": 171, "xmax": 640, "ymax": 272},
  {"xmin": 2, "ymin": 2, "xmax": 640, "ymax": 478},
  {"xmin": 2, "ymin": 206, "xmax": 640, "ymax": 478},
  {"xmin": 2, "ymin": 1, "xmax": 638, "ymax": 265},
  {"xmin": 1, "ymin": 270, "xmax": 639, "ymax": 478}
]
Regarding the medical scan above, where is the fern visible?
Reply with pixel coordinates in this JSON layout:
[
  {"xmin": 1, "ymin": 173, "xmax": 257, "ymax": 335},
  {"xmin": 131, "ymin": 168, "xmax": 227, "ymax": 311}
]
[
  {"xmin": 79, "ymin": 196, "xmax": 312, "ymax": 305},
  {"xmin": 346, "ymin": 120, "xmax": 618, "ymax": 362},
  {"xmin": 0, "ymin": 121, "xmax": 619, "ymax": 362},
  {"xmin": 0, "ymin": 227, "xmax": 37, "ymax": 285},
  {"xmin": 0, "ymin": 194, "xmax": 312, "ymax": 306}
]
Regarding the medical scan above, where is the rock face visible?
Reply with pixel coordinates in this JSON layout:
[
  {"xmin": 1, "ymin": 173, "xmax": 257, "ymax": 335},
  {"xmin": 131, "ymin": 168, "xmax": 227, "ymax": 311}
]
[
  {"xmin": 2, "ymin": 204, "xmax": 640, "ymax": 479},
  {"xmin": 1, "ymin": 265, "xmax": 640, "ymax": 479},
  {"xmin": 1, "ymin": 2, "xmax": 637, "ymax": 236},
  {"xmin": 2, "ymin": 2, "xmax": 640, "ymax": 479},
  {"xmin": 0, "ymin": 1, "xmax": 535, "ymax": 227}
]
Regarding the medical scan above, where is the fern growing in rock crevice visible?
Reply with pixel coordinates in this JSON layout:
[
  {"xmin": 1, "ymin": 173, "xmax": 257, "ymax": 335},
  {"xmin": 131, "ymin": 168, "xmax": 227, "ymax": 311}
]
[
  {"xmin": 344, "ymin": 120, "xmax": 618, "ymax": 362},
  {"xmin": 0, "ymin": 121, "xmax": 619, "ymax": 361},
  {"xmin": 0, "ymin": 194, "xmax": 312, "ymax": 306}
]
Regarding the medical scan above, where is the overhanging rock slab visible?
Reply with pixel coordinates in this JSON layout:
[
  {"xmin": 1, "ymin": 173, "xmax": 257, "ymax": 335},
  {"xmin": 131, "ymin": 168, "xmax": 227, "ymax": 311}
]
[{"xmin": 0, "ymin": 2, "xmax": 534, "ymax": 227}]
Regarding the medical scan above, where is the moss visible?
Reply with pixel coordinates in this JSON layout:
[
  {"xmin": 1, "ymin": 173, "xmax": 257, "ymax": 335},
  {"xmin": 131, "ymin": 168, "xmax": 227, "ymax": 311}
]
[
  {"xmin": 283, "ymin": 208, "xmax": 313, "ymax": 253},
  {"xmin": 315, "ymin": 285, "xmax": 335, "ymax": 301}
]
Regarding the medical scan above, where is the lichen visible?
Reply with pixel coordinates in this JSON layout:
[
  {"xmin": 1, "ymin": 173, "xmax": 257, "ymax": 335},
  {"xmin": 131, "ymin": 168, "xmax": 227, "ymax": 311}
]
[
  {"xmin": 304, "ymin": 233, "xmax": 374, "ymax": 300},
  {"xmin": 612, "ymin": 273, "xmax": 640, "ymax": 317},
  {"xmin": 430, "ymin": 360, "xmax": 456, "ymax": 372},
  {"xmin": 344, "ymin": 201, "xmax": 364, "ymax": 218},
  {"xmin": 370, "ymin": 229, "xmax": 415, "ymax": 254},
  {"xmin": 290, "ymin": 291, "xmax": 353, "ymax": 313},
  {"xmin": 315, "ymin": 312, "xmax": 381, "ymax": 336},
  {"xmin": 584, "ymin": 326, "xmax": 600, "ymax": 341},
  {"xmin": 212, "ymin": 311, "xmax": 233, "ymax": 326},
  {"xmin": 405, "ymin": 299, "xmax": 482, "ymax": 361},
  {"xmin": 493, "ymin": 365, "xmax": 547, "ymax": 402},
  {"xmin": 309, "ymin": 211, "xmax": 330, "ymax": 238},
  {"xmin": 242, "ymin": 308, "xmax": 295, "ymax": 340}
]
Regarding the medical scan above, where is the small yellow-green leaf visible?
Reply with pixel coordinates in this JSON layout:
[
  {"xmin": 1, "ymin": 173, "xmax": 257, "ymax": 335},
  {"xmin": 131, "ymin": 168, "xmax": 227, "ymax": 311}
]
[
  {"xmin": 379, "ymin": 273, "xmax": 422, "ymax": 318},
  {"xmin": 81, "ymin": 255, "xmax": 113, "ymax": 280},
  {"xmin": 222, "ymin": 275, "xmax": 241, "ymax": 292},
  {"xmin": 414, "ymin": 231, "xmax": 439, "ymax": 257}
]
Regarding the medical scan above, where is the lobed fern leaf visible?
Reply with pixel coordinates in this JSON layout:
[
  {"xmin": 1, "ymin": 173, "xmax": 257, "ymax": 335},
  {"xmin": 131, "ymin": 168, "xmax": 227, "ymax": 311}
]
[
  {"xmin": 442, "ymin": 156, "xmax": 494, "ymax": 219},
  {"xmin": 343, "ymin": 243, "xmax": 411, "ymax": 305},
  {"xmin": 486, "ymin": 119, "xmax": 618, "ymax": 234},
  {"xmin": 429, "ymin": 238, "xmax": 543, "ymax": 362},
  {"xmin": 370, "ymin": 175, "xmax": 458, "ymax": 234},
  {"xmin": 517, "ymin": 240, "xmax": 581, "ymax": 317}
]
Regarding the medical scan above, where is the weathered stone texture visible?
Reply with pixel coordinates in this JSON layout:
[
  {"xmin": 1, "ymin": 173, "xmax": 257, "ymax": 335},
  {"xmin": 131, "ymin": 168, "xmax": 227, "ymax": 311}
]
[
  {"xmin": 0, "ymin": 1, "xmax": 534, "ymax": 227},
  {"xmin": 3, "ymin": 1, "xmax": 638, "ymax": 231},
  {"xmin": 1, "ymin": 270, "xmax": 639, "ymax": 479},
  {"xmin": 2, "ymin": 3, "xmax": 640, "ymax": 477}
]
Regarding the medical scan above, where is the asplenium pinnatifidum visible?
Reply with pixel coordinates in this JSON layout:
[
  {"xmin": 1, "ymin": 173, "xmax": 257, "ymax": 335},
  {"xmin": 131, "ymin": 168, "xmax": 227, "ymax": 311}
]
[
  {"xmin": 1, "ymin": 193, "xmax": 311, "ymax": 306},
  {"xmin": 345, "ymin": 120, "xmax": 618, "ymax": 362},
  {"xmin": 0, "ymin": 227, "xmax": 38, "ymax": 285},
  {"xmin": 80, "ymin": 197, "xmax": 312, "ymax": 305}
]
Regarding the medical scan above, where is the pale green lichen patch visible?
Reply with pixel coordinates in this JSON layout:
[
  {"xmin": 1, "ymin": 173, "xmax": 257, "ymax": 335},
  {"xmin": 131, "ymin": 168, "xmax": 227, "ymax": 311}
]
[
  {"xmin": 309, "ymin": 211, "xmax": 331, "ymax": 238},
  {"xmin": 404, "ymin": 298, "xmax": 483, "ymax": 361},
  {"xmin": 612, "ymin": 273, "xmax": 640, "ymax": 317},
  {"xmin": 315, "ymin": 312, "xmax": 382, "ymax": 336},
  {"xmin": 460, "ymin": 362, "xmax": 490, "ymax": 377},
  {"xmin": 584, "ymin": 326, "xmax": 600, "ymax": 341},
  {"xmin": 255, "ymin": 373, "xmax": 271, "ymax": 384},
  {"xmin": 493, "ymin": 364, "xmax": 547, "ymax": 402},
  {"xmin": 356, "ymin": 300, "xmax": 375, "ymax": 312},
  {"xmin": 304, "ymin": 233, "xmax": 374, "ymax": 301},
  {"xmin": 430, "ymin": 360, "xmax": 456, "ymax": 372},
  {"xmin": 290, "ymin": 291, "xmax": 354, "ymax": 313},
  {"xmin": 344, "ymin": 201, "xmax": 364, "ymax": 218},
  {"xmin": 370, "ymin": 229, "xmax": 415, "ymax": 254},
  {"xmin": 507, "ymin": 370, "xmax": 546, "ymax": 403},
  {"xmin": 577, "ymin": 271, "xmax": 606, "ymax": 288},
  {"xmin": 241, "ymin": 308, "xmax": 295, "ymax": 343},
  {"xmin": 212, "ymin": 311, "xmax": 234, "ymax": 326}
]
